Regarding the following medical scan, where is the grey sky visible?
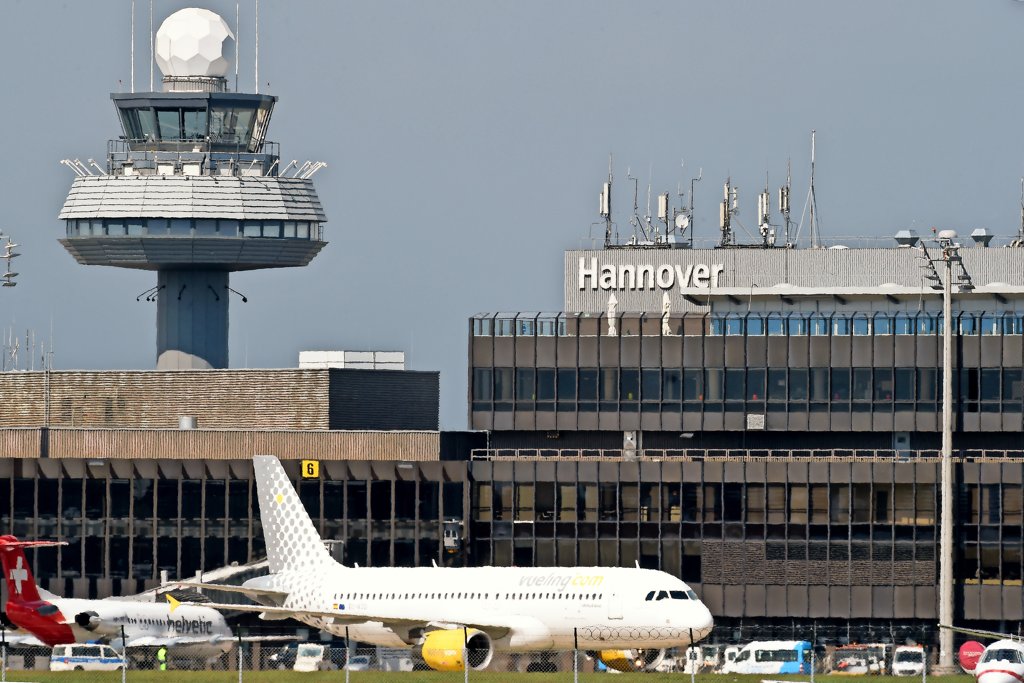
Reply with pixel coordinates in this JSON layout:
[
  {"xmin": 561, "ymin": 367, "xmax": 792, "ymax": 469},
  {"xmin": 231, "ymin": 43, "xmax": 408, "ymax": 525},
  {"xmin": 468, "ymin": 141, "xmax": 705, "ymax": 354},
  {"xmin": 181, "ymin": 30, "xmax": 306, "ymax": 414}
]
[{"xmin": 1, "ymin": 1, "xmax": 1022, "ymax": 428}]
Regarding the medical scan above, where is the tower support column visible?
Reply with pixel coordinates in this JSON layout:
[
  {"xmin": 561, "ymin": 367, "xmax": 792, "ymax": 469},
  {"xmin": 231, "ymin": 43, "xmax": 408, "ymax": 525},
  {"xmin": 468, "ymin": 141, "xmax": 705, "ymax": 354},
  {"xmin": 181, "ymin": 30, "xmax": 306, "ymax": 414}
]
[{"xmin": 156, "ymin": 270, "xmax": 229, "ymax": 369}]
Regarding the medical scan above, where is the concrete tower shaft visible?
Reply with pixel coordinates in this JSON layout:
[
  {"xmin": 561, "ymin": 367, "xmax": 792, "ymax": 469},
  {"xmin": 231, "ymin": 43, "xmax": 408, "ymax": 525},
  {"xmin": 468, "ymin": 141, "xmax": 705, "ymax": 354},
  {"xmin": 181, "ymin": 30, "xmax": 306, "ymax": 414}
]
[
  {"xmin": 57, "ymin": 11, "xmax": 328, "ymax": 369},
  {"xmin": 156, "ymin": 270, "xmax": 229, "ymax": 369}
]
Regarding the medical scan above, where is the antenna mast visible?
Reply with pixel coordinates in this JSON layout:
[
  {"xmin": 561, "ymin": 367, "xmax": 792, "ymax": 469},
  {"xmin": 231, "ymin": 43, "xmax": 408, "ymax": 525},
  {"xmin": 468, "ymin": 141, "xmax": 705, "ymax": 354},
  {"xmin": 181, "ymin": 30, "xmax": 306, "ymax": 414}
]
[
  {"xmin": 1019, "ymin": 177, "xmax": 1024, "ymax": 245},
  {"xmin": 235, "ymin": 1, "xmax": 240, "ymax": 92},
  {"xmin": 149, "ymin": 0, "xmax": 154, "ymax": 91},
  {"xmin": 719, "ymin": 178, "xmax": 737, "ymax": 247},
  {"xmin": 758, "ymin": 172, "xmax": 774, "ymax": 248},
  {"xmin": 779, "ymin": 160, "xmax": 792, "ymax": 247},
  {"xmin": 254, "ymin": 0, "xmax": 259, "ymax": 93},
  {"xmin": 808, "ymin": 130, "xmax": 821, "ymax": 247},
  {"xmin": 130, "ymin": 0, "xmax": 135, "ymax": 92},
  {"xmin": 600, "ymin": 155, "xmax": 613, "ymax": 248}
]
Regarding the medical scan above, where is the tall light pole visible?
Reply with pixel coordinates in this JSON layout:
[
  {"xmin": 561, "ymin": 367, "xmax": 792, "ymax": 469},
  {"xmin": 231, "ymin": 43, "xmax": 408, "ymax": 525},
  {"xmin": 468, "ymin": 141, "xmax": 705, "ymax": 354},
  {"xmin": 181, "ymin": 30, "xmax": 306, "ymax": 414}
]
[{"xmin": 920, "ymin": 231, "xmax": 972, "ymax": 673}]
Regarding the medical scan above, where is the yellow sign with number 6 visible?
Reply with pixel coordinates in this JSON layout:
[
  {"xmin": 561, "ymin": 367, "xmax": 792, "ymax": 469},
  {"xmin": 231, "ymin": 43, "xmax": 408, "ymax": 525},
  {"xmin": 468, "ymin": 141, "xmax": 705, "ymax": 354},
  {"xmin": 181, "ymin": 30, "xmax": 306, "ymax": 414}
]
[{"xmin": 301, "ymin": 460, "xmax": 320, "ymax": 479}]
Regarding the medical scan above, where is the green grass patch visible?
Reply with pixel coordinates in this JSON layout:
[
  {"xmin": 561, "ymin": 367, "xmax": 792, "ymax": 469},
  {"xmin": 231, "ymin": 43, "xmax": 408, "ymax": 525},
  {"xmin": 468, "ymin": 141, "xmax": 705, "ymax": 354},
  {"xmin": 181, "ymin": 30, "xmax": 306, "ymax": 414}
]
[{"xmin": 0, "ymin": 673, "xmax": 980, "ymax": 683}]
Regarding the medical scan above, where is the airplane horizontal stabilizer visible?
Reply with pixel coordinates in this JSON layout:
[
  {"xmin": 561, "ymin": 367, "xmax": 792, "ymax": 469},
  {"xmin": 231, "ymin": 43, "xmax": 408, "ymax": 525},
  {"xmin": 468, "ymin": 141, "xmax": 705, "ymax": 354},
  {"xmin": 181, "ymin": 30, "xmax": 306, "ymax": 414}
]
[{"xmin": 939, "ymin": 623, "xmax": 1023, "ymax": 642}]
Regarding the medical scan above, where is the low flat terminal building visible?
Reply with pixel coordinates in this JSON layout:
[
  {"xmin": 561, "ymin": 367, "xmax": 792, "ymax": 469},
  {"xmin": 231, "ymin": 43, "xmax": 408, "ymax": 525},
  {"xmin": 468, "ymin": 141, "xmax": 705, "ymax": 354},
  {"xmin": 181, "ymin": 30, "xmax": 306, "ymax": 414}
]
[
  {"xmin": 467, "ymin": 238, "xmax": 1024, "ymax": 642},
  {"xmin": 0, "ymin": 365, "xmax": 488, "ymax": 599}
]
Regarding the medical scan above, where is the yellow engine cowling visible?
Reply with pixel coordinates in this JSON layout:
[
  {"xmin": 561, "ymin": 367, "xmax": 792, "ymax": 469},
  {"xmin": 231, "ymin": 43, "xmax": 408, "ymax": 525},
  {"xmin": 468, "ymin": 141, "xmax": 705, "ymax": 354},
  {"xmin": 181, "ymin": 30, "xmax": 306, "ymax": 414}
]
[
  {"xmin": 421, "ymin": 628, "xmax": 494, "ymax": 672},
  {"xmin": 597, "ymin": 648, "xmax": 666, "ymax": 672}
]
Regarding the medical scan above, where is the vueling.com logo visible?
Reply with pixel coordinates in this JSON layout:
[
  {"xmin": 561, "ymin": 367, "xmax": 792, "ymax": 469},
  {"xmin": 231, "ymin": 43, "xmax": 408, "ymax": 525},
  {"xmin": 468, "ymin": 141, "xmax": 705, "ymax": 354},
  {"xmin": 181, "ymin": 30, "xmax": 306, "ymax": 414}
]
[{"xmin": 518, "ymin": 573, "xmax": 604, "ymax": 591}]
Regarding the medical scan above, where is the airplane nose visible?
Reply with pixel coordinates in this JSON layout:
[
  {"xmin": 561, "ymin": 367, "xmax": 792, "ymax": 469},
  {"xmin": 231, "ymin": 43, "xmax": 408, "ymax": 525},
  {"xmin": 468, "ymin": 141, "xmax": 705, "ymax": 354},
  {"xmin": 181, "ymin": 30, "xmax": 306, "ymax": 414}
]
[
  {"xmin": 978, "ymin": 671, "xmax": 1020, "ymax": 683},
  {"xmin": 691, "ymin": 604, "xmax": 714, "ymax": 643}
]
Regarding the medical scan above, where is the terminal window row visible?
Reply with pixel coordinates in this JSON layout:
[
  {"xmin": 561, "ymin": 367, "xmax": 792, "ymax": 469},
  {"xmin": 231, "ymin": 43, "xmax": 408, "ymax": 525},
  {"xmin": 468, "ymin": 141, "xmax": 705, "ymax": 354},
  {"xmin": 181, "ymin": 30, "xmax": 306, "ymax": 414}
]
[
  {"xmin": 472, "ymin": 313, "xmax": 1024, "ymax": 338},
  {"xmin": 473, "ymin": 482, "xmax": 947, "ymax": 527},
  {"xmin": 65, "ymin": 218, "xmax": 323, "ymax": 241},
  {"xmin": 472, "ymin": 367, "xmax": 1024, "ymax": 406}
]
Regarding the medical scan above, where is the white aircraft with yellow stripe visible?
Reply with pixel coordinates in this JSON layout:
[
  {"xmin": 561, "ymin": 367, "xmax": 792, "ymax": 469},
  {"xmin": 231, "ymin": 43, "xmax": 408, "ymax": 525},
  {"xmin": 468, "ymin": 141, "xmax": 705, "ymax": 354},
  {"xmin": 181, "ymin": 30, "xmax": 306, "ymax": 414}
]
[{"xmin": 178, "ymin": 455, "xmax": 714, "ymax": 672}]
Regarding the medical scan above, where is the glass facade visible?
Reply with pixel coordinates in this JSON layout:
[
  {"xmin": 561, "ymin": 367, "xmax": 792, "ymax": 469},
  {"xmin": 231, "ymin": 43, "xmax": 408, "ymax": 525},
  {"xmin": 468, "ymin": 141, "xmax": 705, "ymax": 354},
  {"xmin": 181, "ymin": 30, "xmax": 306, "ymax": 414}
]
[
  {"xmin": 0, "ymin": 459, "xmax": 460, "ymax": 599},
  {"xmin": 65, "ymin": 219, "xmax": 323, "ymax": 241},
  {"xmin": 469, "ymin": 311, "xmax": 1024, "ymax": 439}
]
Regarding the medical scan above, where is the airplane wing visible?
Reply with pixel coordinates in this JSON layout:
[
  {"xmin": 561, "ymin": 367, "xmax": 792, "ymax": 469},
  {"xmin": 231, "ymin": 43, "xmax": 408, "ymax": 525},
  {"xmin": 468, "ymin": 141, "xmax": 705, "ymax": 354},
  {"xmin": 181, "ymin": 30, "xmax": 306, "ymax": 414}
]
[
  {"xmin": 169, "ymin": 582, "xmax": 288, "ymax": 601},
  {"xmin": 185, "ymin": 601, "xmax": 514, "ymax": 640},
  {"xmin": 939, "ymin": 624, "xmax": 1023, "ymax": 642}
]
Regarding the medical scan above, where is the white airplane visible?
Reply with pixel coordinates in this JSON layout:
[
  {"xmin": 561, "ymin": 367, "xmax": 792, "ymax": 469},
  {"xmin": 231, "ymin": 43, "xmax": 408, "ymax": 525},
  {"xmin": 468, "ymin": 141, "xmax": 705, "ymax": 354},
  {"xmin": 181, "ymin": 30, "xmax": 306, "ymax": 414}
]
[
  {"xmin": 940, "ymin": 624, "xmax": 1024, "ymax": 683},
  {"xmin": 179, "ymin": 455, "xmax": 715, "ymax": 673},
  {"xmin": 0, "ymin": 536, "xmax": 239, "ymax": 658}
]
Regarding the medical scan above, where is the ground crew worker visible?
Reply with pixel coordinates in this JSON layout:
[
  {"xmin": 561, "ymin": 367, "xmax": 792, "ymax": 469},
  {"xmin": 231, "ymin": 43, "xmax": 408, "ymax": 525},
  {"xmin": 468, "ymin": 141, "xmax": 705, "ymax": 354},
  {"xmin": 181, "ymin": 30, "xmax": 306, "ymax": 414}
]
[{"xmin": 156, "ymin": 646, "xmax": 167, "ymax": 671}]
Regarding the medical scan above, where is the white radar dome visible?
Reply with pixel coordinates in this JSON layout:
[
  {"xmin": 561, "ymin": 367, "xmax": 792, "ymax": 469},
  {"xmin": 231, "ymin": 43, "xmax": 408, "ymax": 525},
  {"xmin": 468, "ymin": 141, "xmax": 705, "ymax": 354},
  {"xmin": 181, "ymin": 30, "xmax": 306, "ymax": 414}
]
[{"xmin": 155, "ymin": 8, "xmax": 234, "ymax": 78}]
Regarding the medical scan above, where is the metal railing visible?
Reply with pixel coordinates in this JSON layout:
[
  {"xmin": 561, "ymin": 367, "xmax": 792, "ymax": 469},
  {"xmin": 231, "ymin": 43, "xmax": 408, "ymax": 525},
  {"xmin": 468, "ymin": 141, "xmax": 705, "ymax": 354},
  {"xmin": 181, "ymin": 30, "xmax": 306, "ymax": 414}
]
[
  {"xmin": 471, "ymin": 447, "xmax": 1024, "ymax": 462},
  {"xmin": 105, "ymin": 139, "xmax": 281, "ymax": 177}
]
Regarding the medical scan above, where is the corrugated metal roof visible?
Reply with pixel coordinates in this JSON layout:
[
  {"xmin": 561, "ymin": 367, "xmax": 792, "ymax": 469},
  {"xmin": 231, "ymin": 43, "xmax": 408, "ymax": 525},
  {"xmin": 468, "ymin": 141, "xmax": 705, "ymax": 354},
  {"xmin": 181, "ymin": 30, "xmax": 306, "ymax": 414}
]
[
  {"xmin": 565, "ymin": 248, "xmax": 1024, "ymax": 312},
  {"xmin": 59, "ymin": 175, "xmax": 327, "ymax": 221}
]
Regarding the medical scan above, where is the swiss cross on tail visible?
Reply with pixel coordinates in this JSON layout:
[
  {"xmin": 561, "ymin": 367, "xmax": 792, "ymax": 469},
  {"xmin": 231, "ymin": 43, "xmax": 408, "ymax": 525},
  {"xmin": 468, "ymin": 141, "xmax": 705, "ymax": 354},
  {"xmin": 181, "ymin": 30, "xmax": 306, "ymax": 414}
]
[
  {"xmin": 0, "ymin": 535, "xmax": 66, "ymax": 603},
  {"xmin": 10, "ymin": 556, "xmax": 27, "ymax": 594}
]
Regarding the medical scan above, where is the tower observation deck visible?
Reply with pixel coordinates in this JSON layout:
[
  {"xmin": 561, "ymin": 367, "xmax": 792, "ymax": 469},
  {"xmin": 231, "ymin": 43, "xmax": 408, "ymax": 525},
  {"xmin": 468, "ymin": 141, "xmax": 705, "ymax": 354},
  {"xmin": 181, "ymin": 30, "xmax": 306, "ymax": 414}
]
[{"xmin": 58, "ymin": 8, "xmax": 327, "ymax": 369}]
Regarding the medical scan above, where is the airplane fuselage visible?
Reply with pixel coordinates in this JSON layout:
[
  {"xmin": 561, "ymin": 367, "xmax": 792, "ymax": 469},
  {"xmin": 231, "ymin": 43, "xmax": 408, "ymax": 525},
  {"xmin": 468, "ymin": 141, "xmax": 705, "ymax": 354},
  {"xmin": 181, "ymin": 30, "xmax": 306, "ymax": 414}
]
[
  {"xmin": 8, "ymin": 596, "xmax": 232, "ymax": 658},
  {"xmin": 248, "ymin": 564, "xmax": 713, "ymax": 651}
]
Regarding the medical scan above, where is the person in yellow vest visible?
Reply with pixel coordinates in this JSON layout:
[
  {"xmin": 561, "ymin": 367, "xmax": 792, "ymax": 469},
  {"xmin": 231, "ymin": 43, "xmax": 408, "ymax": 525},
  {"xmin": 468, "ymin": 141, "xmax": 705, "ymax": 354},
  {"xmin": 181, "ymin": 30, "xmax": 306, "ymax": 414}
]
[{"xmin": 156, "ymin": 646, "xmax": 167, "ymax": 671}]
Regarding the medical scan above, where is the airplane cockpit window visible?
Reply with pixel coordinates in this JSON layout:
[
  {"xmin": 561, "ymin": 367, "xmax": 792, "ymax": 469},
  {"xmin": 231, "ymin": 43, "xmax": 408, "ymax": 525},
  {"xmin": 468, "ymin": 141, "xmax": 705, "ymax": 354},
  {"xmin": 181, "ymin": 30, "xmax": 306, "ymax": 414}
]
[
  {"xmin": 670, "ymin": 590, "xmax": 688, "ymax": 599},
  {"xmin": 645, "ymin": 591, "xmax": 656, "ymax": 601},
  {"xmin": 686, "ymin": 590, "xmax": 698, "ymax": 599},
  {"xmin": 981, "ymin": 649, "xmax": 1024, "ymax": 664},
  {"xmin": 656, "ymin": 590, "xmax": 670, "ymax": 600}
]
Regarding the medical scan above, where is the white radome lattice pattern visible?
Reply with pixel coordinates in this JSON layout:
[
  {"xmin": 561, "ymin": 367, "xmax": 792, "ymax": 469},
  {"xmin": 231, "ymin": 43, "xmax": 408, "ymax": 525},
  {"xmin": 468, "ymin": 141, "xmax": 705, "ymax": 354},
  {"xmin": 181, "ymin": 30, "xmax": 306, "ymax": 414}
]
[{"xmin": 155, "ymin": 8, "xmax": 234, "ymax": 78}]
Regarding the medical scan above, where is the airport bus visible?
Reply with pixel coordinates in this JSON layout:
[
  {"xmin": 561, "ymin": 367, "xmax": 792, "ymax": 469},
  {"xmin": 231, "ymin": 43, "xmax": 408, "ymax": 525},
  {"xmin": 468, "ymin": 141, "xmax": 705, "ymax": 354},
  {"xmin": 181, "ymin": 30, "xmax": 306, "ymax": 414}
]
[{"xmin": 722, "ymin": 641, "xmax": 813, "ymax": 675}]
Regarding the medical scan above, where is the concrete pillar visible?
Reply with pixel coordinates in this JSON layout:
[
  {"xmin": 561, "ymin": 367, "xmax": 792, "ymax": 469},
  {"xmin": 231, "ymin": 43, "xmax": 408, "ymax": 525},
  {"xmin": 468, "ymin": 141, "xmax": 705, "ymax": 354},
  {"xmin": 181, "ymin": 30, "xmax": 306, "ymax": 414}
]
[{"xmin": 156, "ymin": 269, "xmax": 229, "ymax": 369}]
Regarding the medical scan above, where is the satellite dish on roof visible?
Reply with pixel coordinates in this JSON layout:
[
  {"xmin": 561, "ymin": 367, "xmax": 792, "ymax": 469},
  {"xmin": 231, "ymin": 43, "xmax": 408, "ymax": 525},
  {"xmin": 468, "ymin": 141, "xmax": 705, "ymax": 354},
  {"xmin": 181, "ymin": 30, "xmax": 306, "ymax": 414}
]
[{"xmin": 675, "ymin": 214, "xmax": 690, "ymax": 231}]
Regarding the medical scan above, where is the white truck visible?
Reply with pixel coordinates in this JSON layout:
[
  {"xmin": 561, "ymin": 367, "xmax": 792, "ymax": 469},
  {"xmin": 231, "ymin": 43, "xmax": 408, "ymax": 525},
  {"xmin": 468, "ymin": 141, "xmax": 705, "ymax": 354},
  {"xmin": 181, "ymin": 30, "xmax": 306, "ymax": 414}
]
[{"xmin": 892, "ymin": 645, "xmax": 926, "ymax": 677}]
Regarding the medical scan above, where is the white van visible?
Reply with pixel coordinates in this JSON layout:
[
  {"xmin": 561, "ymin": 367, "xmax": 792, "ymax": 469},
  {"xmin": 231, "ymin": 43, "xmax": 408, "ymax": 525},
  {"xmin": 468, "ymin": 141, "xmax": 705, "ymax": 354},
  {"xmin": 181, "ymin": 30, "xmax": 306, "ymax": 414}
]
[
  {"xmin": 893, "ymin": 645, "xmax": 926, "ymax": 677},
  {"xmin": 50, "ymin": 644, "xmax": 125, "ymax": 672},
  {"xmin": 721, "ymin": 641, "xmax": 812, "ymax": 675},
  {"xmin": 294, "ymin": 643, "xmax": 326, "ymax": 672}
]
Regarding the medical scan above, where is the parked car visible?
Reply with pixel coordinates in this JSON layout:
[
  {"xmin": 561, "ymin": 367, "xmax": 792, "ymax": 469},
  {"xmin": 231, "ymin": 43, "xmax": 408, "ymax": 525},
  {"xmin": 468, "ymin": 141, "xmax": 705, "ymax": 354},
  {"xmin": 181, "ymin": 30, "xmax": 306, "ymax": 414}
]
[
  {"xmin": 50, "ymin": 644, "xmax": 124, "ymax": 672},
  {"xmin": 345, "ymin": 654, "xmax": 371, "ymax": 671}
]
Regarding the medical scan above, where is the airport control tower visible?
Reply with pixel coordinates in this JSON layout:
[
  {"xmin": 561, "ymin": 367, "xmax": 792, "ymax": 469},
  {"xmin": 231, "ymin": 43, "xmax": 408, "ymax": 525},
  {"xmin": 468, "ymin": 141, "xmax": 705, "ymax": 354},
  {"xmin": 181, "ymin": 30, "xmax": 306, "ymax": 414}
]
[{"xmin": 58, "ymin": 8, "xmax": 327, "ymax": 369}]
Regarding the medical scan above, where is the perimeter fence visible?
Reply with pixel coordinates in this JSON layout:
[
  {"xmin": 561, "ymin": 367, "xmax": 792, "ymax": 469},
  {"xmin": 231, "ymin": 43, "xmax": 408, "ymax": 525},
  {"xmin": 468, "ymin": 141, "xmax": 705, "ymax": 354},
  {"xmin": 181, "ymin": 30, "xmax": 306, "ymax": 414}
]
[{"xmin": 0, "ymin": 622, "xmax": 977, "ymax": 681}]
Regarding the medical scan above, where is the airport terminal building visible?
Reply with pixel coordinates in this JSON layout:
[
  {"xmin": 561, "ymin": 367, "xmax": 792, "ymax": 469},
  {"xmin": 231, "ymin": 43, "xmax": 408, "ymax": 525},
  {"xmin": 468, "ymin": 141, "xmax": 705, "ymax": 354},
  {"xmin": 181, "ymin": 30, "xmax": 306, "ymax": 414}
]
[
  {"xmin": 3, "ymin": 240, "xmax": 1024, "ymax": 646},
  {"xmin": 467, "ymin": 240, "xmax": 1024, "ymax": 641}
]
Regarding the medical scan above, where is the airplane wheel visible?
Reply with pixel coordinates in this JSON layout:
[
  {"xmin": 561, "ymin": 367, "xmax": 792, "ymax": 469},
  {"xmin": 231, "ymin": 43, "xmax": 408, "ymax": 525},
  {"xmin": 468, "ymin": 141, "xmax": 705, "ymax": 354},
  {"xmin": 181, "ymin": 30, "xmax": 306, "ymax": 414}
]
[{"xmin": 74, "ymin": 666, "xmax": 84, "ymax": 671}]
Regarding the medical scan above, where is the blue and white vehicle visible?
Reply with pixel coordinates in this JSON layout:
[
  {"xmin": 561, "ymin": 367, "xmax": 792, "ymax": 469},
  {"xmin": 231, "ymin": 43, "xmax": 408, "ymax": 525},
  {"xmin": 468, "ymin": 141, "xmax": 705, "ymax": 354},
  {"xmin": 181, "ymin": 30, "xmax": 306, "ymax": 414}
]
[
  {"xmin": 49, "ymin": 644, "xmax": 125, "ymax": 671},
  {"xmin": 721, "ymin": 640, "xmax": 812, "ymax": 675}
]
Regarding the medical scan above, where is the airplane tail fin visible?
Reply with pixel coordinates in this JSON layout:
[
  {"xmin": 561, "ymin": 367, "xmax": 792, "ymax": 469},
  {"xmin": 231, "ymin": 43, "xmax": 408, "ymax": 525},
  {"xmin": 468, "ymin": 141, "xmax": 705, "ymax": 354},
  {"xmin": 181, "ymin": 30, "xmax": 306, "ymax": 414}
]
[
  {"xmin": 0, "ymin": 536, "xmax": 64, "ymax": 603},
  {"xmin": 253, "ymin": 456, "xmax": 333, "ymax": 573}
]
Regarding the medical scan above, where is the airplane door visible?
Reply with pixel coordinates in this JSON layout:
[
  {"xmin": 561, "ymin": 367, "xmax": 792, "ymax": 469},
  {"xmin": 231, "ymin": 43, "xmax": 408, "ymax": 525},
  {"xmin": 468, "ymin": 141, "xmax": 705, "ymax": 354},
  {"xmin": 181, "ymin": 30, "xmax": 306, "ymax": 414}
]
[{"xmin": 608, "ymin": 592, "xmax": 623, "ymax": 620}]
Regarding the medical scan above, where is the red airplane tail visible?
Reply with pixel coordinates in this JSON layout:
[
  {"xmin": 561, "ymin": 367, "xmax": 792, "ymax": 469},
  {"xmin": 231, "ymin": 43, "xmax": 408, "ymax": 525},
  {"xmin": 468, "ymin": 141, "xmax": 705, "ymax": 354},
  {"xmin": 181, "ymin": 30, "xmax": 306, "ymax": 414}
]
[{"xmin": 0, "ymin": 536, "xmax": 63, "ymax": 604}]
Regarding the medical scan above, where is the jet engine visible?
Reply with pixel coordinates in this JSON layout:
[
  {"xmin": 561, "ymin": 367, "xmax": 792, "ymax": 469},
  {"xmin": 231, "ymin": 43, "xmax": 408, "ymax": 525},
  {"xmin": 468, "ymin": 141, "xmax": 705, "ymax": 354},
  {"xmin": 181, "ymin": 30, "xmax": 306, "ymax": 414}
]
[
  {"xmin": 421, "ymin": 628, "xmax": 493, "ymax": 672},
  {"xmin": 74, "ymin": 611, "xmax": 101, "ymax": 631},
  {"xmin": 594, "ymin": 648, "xmax": 666, "ymax": 672}
]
